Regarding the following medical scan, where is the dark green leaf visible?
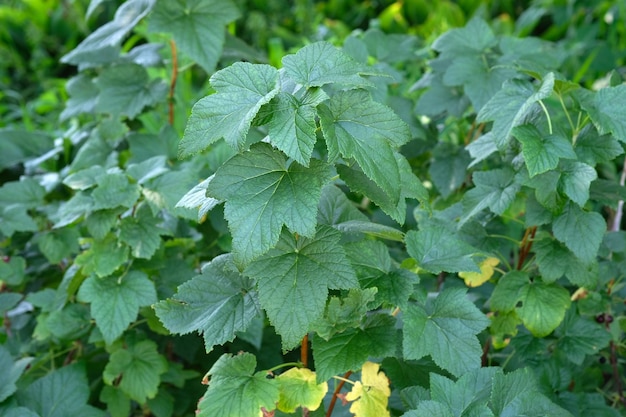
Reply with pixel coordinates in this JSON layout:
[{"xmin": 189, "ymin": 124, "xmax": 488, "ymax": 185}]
[
  {"xmin": 579, "ymin": 85, "xmax": 626, "ymax": 142},
  {"xmin": 148, "ymin": 0, "xmax": 240, "ymax": 73},
  {"xmin": 154, "ymin": 254, "xmax": 261, "ymax": 352},
  {"xmin": 92, "ymin": 173, "xmax": 140, "ymax": 210},
  {"xmin": 403, "ymin": 288, "xmax": 489, "ymax": 377},
  {"xmin": 208, "ymin": 143, "xmax": 331, "ymax": 267},
  {"xmin": 312, "ymin": 314, "xmax": 397, "ymax": 382},
  {"xmin": 552, "ymin": 203, "xmax": 605, "ymax": 263},
  {"xmin": 574, "ymin": 126, "xmax": 623, "ymax": 165},
  {"xmin": 119, "ymin": 208, "xmax": 167, "ymax": 259},
  {"xmin": 406, "ymin": 226, "xmax": 481, "ymax": 274},
  {"xmin": 103, "ymin": 340, "xmax": 167, "ymax": 404},
  {"xmin": 554, "ymin": 309, "xmax": 611, "ymax": 365},
  {"xmin": 197, "ymin": 353, "xmax": 280, "ymax": 417},
  {"xmin": 77, "ymin": 271, "xmax": 157, "ymax": 344},
  {"xmin": 0, "ymin": 346, "xmax": 32, "ymax": 402},
  {"xmin": 533, "ymin": 236, "xmax": 598, "ymax": 287},
  {"xmin": 179, "ymin": 63, "xmax": 279, "ymax": 156},
  {"xmin": 74, "ymin": 234, "xmax": 129, "ymax": 278},
  {"xmin": 559, "ymin": 161, "xmax": 597, "ymax": 207},
  {"xmin": 512, "ymin": 124, "xmax": 576, "ymax": 177},
  {"xmin": 477, "ymin": 73, "xmax": 555, "ymax": 148},
  {"xmin": 245, "ymin": 226, "xmax": 358, "ymax": 349}
]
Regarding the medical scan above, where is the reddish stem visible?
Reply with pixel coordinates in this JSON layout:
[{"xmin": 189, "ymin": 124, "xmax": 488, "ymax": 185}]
[
  {"xmin": 326, "ymin": 371, "xmax": 352, "ymax": 417},
  {"xmin": 168, "ymin": 39, "xmax": 178, "ymax": 125},
  {"xmin": 516, "ymin": 226, "xmax": 537, "ymax": 270},
  {"xmin": 301, "ymin": 334, "xmax": 309, "ymax": 368}
]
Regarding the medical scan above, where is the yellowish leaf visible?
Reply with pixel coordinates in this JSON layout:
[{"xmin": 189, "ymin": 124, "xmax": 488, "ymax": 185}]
[
  {"xmin": 276, "ymin": 367, "xmax": 328, "ymax": 413},
  {"xmin": 458, "ymin": 257, "xmax": 499, "ymax": 287},
  {"xmin": 345, "ymin": 362, "xmax": 390, "ymax": 417}
]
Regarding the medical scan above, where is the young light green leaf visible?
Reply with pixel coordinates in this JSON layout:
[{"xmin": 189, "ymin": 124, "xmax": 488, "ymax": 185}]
[
  {"xmin": 579, "ymin": 85, "xmax": 626, "ymax": 142},
  {"xmin": 208, "ymin": 143, "xmax": 332, "ymax": 267},
  {"xmin": 267, "ymin": 92, "xmax": 317, "ymax": 166},
  {"xmin": 313, "ymin": 288, "xmax": 378, "ymax": 340},
  {"xmin": 490, "ymin": 271, "xmax": 570, "ymax": 337},
  {"xmin": 560, "ymin": 161, "xmax": 597, "ymax": 207},
  {"xmin": 512, "ymin": 124, "xmax": 576, "ymax": 177},
  {"xmin": 179, "ymin": 63, "xmax": 279, "ymax": 156},
  {"xmin": 276, "ymin": 368, "xmax": 328, "ymax": 413},
  {"xmin": 95, "ymin": 63, "xmax": 168, "ymax": 119},
  {"xmin": 312, "ymin": 315, "xmax": 397, "ymax": 382},
  {"xmin": 74, "ymin": 234, "xmax": 129, "ymax": 278},
  {"xmin": 282, "ymin": 41, "xmax": 377, "ymax": 88},
  {"xmin": 403, "ymin": 288, "xmax": 489, "ymax": 377},
  {"xmin": 197, "ymin": 353, "xmax": 279, "ymax": 417},
  {"xmin": 154, "ymin": 254, "xmax": 261, "ymax": 352},
  {"xmin": 319, "ymin": 89, "xmax": 410, "ymax": 203},
  {"xmin": 477, "ymin": 73, "xmax": 555, "ymax": 148},
  {"xmin": 406, "ymin": 226, "xmax": 481, "ymax": 274},
  {"xmin": 103, "ymin": 340, "xmax": 167, "ymax": 404},
  {"xmin": 552, "ymin": 203, "xmax": 605, "ymax": 263},
  {"xmin": 61, "ymin": 0, "xmax": 154, "ymax": 65},
  {"xmin": 148, "ymin": 0, "xmax": 240, "ymax": 73},
  {"xmin": 245, "ymin": 226, "xmax": 358, "ymax": 349},
  {"xmin": 77, "ymin": 271, "xmax": 157, "ymax": 344}
]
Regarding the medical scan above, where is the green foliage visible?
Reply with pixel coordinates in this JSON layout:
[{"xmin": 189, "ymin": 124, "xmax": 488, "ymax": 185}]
[{"xmin": 2, "ymin": 1, "xmax": 626, "ymax": 417}]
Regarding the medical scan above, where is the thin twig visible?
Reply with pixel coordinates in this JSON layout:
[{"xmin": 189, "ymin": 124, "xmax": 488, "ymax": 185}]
[
  {"xmin": 301, "ymin": 334, "xmax": 308, "ymax": 369},
  {"xmin": 326, "ymin": 371, "xmax": 352, "ymax": 417},
  {"xmin": 168, "ymin": 39, "xmax": 178, "ymax": 125},
  {"xmin": 610, "ymin": 157, "xmax": 626, "ymax": 231}
]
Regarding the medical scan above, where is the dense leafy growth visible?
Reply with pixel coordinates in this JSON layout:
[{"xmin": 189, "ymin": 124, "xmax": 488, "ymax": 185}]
[{"xmin": 1, "ymin": 0, "xmax": 626, "ymax": 416}]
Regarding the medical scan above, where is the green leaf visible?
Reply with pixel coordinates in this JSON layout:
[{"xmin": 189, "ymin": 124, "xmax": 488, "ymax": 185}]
[
  {"xmin": 18, "ymin": 364, "xmax": 104, "ymax": 417},
  {"xmin": 63, "ymin": 166, "xmax": 106, "ymax": 190},
  {"xmin": 312, "ymin": 315, "xmax": 397, "ymax": 382},
  {"xmin": 75, "ymin": 234, "xmax": 129, "ymax": 278},
  {"xmin": 154, "ymin": 254, "xmax": 261, "ymax": 352},
  {"xmin": 579, "ymin": 85, "xmax": 626, "ymax": 142},
  {"xmin": 432, "ymin": 18, "xmax": 497, "ymax": 57},
  {"xmin": 0, "ymin": 256, "xmax": 26, "ymax": 286},
  {"xmin": 317, "ymin": 184, "xmax": 368, "ymax": 225},
  {"xmin": 461, "ymin": 167, "xmax": 520, "ymax": 225},
  {"xmin": 197, "ymin": 353, "xmax": 280, "ymax": 417},
  {"xmin": 148, "ymin": 0, "xmax": 240, "ymax": 73},
  {"xmin": 175, "ymin": 176, "xmax": 220, "ymax": 222},
  {"xmin": 574, "ymin": 126, "xmax": 623, "ymax": 165},
  {"xmin": 85, "ymin": 209, "xmax": 122, "ymax": 240},
  {"xmin": 512, "ymin": 124, "xmax": 576, "ymax": 177},
  {"xmin": 61, "ymin": 74, "xmax": 99, "ymax": 120},
  {"xmin": 245, "ymin": 226, "xmax": 358, "ymax": 349},
  {"xmin": 103, "ymin": 340, "xmax": 167, "ymax": 404},
  {"xmin": 36, "ymin": 227, "xmax": 80, "ymax": 264},
  {"xmin": 0, "ymin": 346, "xmax": 32, "ymax": 402},
  {"xmin": 406, "ymin": 226, "xmax": 481, "ymax": 274},
  {"xmin": 559, "ymin": 161, "xmax": 597, "ymax": 207},
  {"xmin": 533, "ymin": 236, "xmax": 598, "ymax": 287},
  {"xmin": 119, "ymin": 208, "xmax": 167, "ymax": 259},
  {"xmin": 100, "ymin": 386, "xmax": 131, "ymax": 417},
  {"xmin": 179, "ymin": 63, "xmax": 279, "ymax": 156},
  {"xmin": 429, "ymin": 142, "xmax": 471, "ymax": 198},
  {"xmin": 313, "ymin": 288, "xmax": 378, "ymax": 340},
  {"xmin": 276, "ymin": 367, "xmax": 328, "ymax": 413},
  {"xmin": 552, "ymin": 203, "xmax": 605, "ymax": 263},
  {"xmin": 61, "ymin": 0, "xmax": 153, "ymax": 65},
  {"xmin": 95, "ymin": 63, "xmax": 168, "ymax": 119},
  {"xmin": 554, "ymin": 309, "xmax": 611, "ymax": 365},
  {"xmin": 92, "ymin": 172, "xmax": 141, "ymax": 210},
  {"xmin": 490, "ymin": 368, "xmax": 572, "ymax": 417},
  {"xmin": 267, "ymin": 92, "xmax": 318, "ymax": 166},
  {"xmin": 77, "ymin": 271, "xmax": 156, "ymax": 344},
  {"xmin": 319, "ymin": 89, "xmax": 410, "ymax": 203},
  {"xmin": 477, "ymin": 73, "xmax": 555, "ymax": 148},
  {"xmin": 490, "ymin": 271, "xmax": 571, "ymax": 337},
  {"xmin": 429, "ymin": 368, "xmax": 497, "ymax": 417},
  {"xmin": 282, "ymin": 41, "xmax": 376, "ymax": 88},
  {"xmin": 208, "ymin": 143, "xmax": 332, "ymax": 267},
  {"xmin": 0, "ymin": 206, "xmax": 38, "ymax": 237},
  {"xmin": 0, "ymin": 178, "xmax": 46, "ymax": 208},
  {"xmin": 346, "ymin": 240, "xmax": 416, "ymax": 308},
  {"xmin": 403, "ymin": 288, "xmax": 489, "ymax": 377}
]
